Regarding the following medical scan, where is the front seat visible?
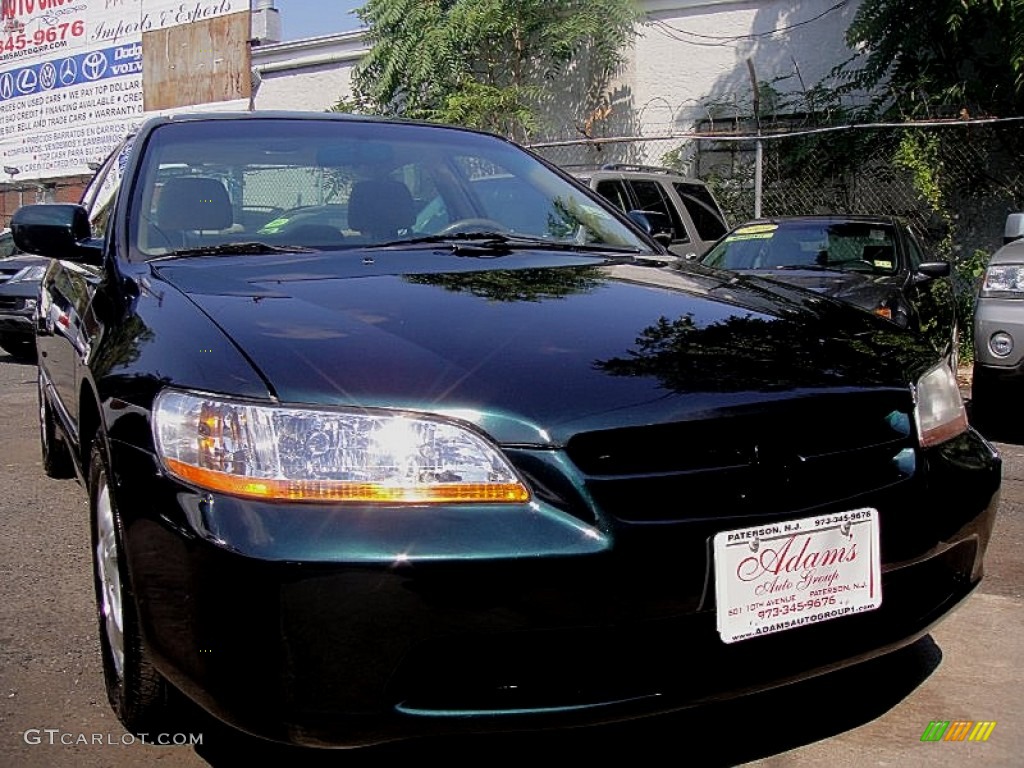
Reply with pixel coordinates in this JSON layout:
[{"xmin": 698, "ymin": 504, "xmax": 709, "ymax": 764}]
[
  {"xmin": 153, "ymin": 177, "xmax": 233, "ymax": 250},
  {"xmin": 347, "ymin": 180, "xmax": 415, "ymax": 241}
]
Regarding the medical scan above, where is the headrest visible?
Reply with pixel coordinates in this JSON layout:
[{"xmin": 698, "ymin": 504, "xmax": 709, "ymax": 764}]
[
  {"xmin": 156, "ymin": 177, "xmax": 232, "ymax": 231},
  {"xmin": 347, "ymin": 179, "xmax": 415, "ymax": 238}
]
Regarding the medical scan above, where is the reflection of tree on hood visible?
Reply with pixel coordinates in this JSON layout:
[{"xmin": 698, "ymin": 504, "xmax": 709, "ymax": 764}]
[
  {"xmin": 595, "ymin": 312, "xmax": 931, "ymax": 393},
  {"xmin": 405, "ymin": 265, "xmax": 604, "ymax": 302}
]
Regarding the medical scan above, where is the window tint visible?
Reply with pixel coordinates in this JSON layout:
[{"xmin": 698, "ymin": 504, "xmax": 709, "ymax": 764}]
[
  {"xmin": 595, "ymin": 180, "xmax": 631, "ymax": 213},
  {"xmin": 674, "ymin": 183, "xmax": 727, "ymax": 241},
  {"xmin": 83, "ymin": 137, "xmax": 133, "ymax": 241},
  {"xmin": 904, "ymin": 229, "xmax": 923, "ymax": 270},
  {"xmin": 129, "ymin": 120, "xmax": 650, "ymax": 259},
  {"xmin": 628, "ymin": 180, "xmax": 688, "ymax": 243}
]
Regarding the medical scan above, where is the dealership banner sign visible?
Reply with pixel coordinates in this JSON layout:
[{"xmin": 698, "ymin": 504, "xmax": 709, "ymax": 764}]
[{"xmin": 0, "ymin": 0, "xmax": 244, "ymax": 180}]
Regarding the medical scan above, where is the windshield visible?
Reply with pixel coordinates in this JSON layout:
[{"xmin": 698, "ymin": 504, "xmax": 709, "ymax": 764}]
[
  {"xmin": 129, "ymin": 118, "xmax": 650, "ymax": 260},
  {"xmin": 703, "ymin": 221, "xmax": 901, "ymax": 275}
]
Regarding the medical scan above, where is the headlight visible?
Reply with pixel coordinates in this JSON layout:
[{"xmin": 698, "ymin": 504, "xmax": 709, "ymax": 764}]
[
  {"xmin": 9, "ymin": 264, "xmax": 45, "ymax": 283},
  {"xmin": 980, "ymin": 264, "xmax": 1024, "ymax": 296},
  {"xmin": 914, "ymin": 362, "xmax": 968, "ymax": 448},
  {"xmin": 152, "ymin": 390, "xmax": 530, "ymax": 503}
]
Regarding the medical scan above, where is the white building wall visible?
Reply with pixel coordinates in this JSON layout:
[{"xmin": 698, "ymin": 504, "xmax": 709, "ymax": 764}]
[
  {"xmin": 251, "ymin": 32, "xmax": 367, "ymax": 112},
  {"xmin": 631, "ymin": 0, "xmax": 863, "ymax": 136},
  {"xmin": 252, "ymin": 1, "xmax": 864, "ymax": 128}
]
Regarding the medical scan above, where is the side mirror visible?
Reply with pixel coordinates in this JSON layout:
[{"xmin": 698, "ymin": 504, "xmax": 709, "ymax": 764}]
[
  {"xmin": 1005, "ymin": 213, "xmax": 1024, "ymax": 245},
  {"xmin": 11, "ymin": 204, "xmax": 101, "ymax": 264},
  {"xmin": 915, "ymin": 261, "xmax": 951, "ymax": 279},
  {"xmin": 627, "ymin": 210, "xmax": 674, "ymax": 248}
]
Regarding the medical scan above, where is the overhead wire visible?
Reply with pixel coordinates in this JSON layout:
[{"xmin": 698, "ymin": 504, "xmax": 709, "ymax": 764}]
[{"xmin": 647, "ymin": 1, "xmax": 851, "ymax": 48}]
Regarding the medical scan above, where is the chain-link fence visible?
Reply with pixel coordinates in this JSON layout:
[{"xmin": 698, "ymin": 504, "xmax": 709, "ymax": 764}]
[
  {"xmin": 530, "ymin": 118, "xmax": 1024, "ymax": 361},
  {"xmin": 530, "ymin": 120, "xmax": 1024, "ymax": 264}
]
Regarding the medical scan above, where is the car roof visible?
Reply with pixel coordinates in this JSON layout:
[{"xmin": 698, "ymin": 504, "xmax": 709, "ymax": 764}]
[
  {"xmin": 570, "ymin": 164, "xmax": 710, "ymax": 186},
  {"xmin": 731, "ymin": 215, "xmax": 901, "ymax": 228}
]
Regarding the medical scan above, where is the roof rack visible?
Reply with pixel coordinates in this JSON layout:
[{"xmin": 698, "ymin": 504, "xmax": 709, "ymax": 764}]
[{"xmin": 599, "ymin": 163, "xmax": 678, "ymax": 175}]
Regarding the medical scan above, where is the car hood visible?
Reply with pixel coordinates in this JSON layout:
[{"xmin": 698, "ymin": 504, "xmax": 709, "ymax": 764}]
[
  {"xmin": 0, "ymin": 253, "xmax": 47, "ymax": 276},
  {"xmin": 152, "ymin": 252, "xmax": 931, "ymax": 444},
  {"xmin": 730, "ymin": 268, "xmax": 893, "ymax": 313}
]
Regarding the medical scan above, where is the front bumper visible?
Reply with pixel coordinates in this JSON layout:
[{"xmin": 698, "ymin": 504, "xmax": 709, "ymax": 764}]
[
  {"xmin": 0, "ymin": 295, "xmax": 35, "ymax": 338},
  {"xmin": 108, "ymin": 429, "xmax": 1000, "ymax": 747},
  {"xmin": 974, "ymin": 294, "xmax": 1024, "ymax": 376}
]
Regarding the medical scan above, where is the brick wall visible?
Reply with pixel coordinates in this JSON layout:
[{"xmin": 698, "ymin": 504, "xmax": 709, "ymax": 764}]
[{"xmin": 0, "ymin": 176, "xmax": 91, "ymax": 228}]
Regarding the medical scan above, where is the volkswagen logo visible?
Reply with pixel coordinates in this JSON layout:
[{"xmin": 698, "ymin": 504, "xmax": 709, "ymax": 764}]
[
  {"xmin": 59, "ymin": 57, "xmax": 77, "ymax": 86},
  {"xmin": 0, "ymin": 73, "xmax": 13, "ymax": 100},
  {"xmin": 16, "ymin": 68, "xmax": 37, "ymax": 94},
  {"xmin": 82, "ymin": 51, "xmax": 107, "ymax": 81},
  {"xmin": 39, "ymin": 62, "xmax": 56, "ymax": 90}
]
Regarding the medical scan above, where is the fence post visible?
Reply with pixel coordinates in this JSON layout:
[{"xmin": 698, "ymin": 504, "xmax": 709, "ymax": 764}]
[{"xmin": 747, "ymin": 58, "xmax": 763, "ymax": 219}]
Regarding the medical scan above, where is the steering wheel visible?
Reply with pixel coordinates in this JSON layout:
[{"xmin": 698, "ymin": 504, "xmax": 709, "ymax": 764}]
[{"xmin": 437, "ymin": 218, "xmax": 508, "ymax": 235}]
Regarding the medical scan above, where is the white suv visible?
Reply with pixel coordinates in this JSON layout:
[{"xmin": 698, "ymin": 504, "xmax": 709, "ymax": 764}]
[
  {"xmin": 573, "ymin": 164, "xmax": 729, "ymax": 258},
  {"xmin": 972, "ymin": 213, "xmax": 1024, "ymax": 428}
]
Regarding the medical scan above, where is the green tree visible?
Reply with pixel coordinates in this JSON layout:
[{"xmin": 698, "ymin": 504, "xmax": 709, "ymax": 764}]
[
  {"xmin": 340, "ymin": 0, "xmax": 640, "ymax": 140},
  {"xmin": 841, "ymin": 0, "xmax": 1024, "ymax": 117}
]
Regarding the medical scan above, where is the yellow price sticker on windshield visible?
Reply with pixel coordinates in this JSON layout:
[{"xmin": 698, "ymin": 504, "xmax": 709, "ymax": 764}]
[{"xmin": 733, "ymin": 224, "xmax": 778, "ymax": 235}]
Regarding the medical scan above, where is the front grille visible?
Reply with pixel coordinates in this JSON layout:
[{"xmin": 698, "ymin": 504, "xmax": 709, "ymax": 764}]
[
  {"xmin": 565, "ymin": 390, "xmax": 917, "ymax": 523},
  {"xmin": 0, "ymin": 296, "xmax": 24, "ymax": 311}
]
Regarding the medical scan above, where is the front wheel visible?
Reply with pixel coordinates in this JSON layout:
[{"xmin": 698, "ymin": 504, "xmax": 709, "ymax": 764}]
[
  {"xmin": 89, "ymin": 441, "xmax": 177, "ymax": 734},
  {"xmin": 38, "ymin": 372, "xmax": 74, "ymax": 479}
]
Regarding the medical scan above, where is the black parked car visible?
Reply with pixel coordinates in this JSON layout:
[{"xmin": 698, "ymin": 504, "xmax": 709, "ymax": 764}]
[
  {"xmin": 15, "ymin": 113, "xmax": 999, "ymax": 748},
  {"xmin": 701, "ymin": 216, "xmax": 957, "ymax": 363},
  {"xmin": 0, "ymin": 228, "xmax": 46, "ymax": 361}
]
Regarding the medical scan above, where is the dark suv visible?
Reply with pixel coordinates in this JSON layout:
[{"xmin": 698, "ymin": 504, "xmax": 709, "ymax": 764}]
[
  {"xmin": 0, "ymin": 228, "xmax": 45, "ymax": 361},
  {"xmin": 573, "ymin": 164, "xmax": 729, "ymax": 258}
]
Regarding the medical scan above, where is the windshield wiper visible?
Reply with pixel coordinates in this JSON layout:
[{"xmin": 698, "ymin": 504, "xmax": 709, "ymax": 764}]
[
  {"xmin": 771, "ymin": 264, "xmax": 835, "ymax": 271},
  {"xmin": 149, "ymin": 241, "xmax": 317, "ymax": 262},
  {"xmin": 371, "ymin": 231, "xmax": 642, "ymax": 255}
]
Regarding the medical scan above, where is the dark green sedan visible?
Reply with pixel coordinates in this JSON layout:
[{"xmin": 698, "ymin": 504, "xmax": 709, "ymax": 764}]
[{"xmin": 13, "ymin": 112, "xmax": 1000, "ymax": 748}]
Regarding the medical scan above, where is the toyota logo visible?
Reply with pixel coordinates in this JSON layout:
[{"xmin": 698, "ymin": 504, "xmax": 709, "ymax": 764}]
[
  {"xmin": 39, "ymin": 62, "xmax": 56, "ymax": 90},
  {"xmin": 0, "ymin": 73, "xmax": 13, "ymax": 100},
  {"xmin": 59, "ymin": 58, "xmax": 77, "ymax": 86},
  {"xmin": 16, "ymin": 68, "xmax": 37, "ymax": 94},
  {"xmin": 82, "ymin": 51, "xmax": 107, "ymax": 81}
]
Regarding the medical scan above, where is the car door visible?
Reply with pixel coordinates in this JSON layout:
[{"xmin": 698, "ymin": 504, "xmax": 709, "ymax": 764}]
[
  {"xmin": 623, "ymin": 179, "xmax": 694, "ymax": 258},
  {"xmin": 38, "ymin": 139, "xmax": 129, "ymax": 439},
  {"xmin": 669, "ymin": 181, "xmax": 729, "ymax": 256}
]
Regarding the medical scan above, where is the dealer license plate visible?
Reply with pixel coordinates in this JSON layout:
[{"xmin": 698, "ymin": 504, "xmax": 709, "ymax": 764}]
[{"xmin": 714, "ymin": 508, "xmax": 882, "ymax": 644}]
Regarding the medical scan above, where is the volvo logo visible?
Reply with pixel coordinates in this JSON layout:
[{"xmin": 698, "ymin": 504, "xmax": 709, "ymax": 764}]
[
  {"xmin": 59, "ymin": 58, "xmax": 77, "ymax": 86},
  {"xmin": 16, "ymin": 68, "xmax": 37, "ymax": 94},
  {"xmin": 39, "ymin": 62, "xmax": 56, "ymax": 90},
  {"xmin": 82, "ymin": 51, "xmax": 107, "ymax": 81}
]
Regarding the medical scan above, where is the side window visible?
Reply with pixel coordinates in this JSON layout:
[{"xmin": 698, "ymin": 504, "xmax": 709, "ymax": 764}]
[
  {"xmin": 595, "ymin": 179, "xmax": 631, "ymax": 213},
  {"xmin": 904, "ymin": 229, "xmax": 923, "ymax": 270},
  {"xmin": 83, "ymin": 137, "xmax": 133, "ymax": 241},
  {"xmin": 628, "ymin": 180, "xmax": 688, "ymax": 243},
  {"xmin": 674, "ymin": 183, "xmax": 728, "ymax": 241}
]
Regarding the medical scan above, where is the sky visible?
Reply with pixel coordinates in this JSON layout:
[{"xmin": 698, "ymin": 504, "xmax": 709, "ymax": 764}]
[{"xmin": 271, "ymin": 1, "xmax": 366, "ymax": 40}]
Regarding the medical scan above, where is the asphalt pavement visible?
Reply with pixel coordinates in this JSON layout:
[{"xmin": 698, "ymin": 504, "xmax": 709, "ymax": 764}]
[{"xmin": 0, "ymin": 354, "xmax": 1020, "ymax": 766}]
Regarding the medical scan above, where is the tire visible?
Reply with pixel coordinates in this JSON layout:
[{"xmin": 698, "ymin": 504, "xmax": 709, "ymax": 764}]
[
  {"xmin": 0, "ymin": 335, "xmax": 36, "ymax": 362},
  {"xmin": 969, "ymin": 364, "xmax": 1000, "ymax": 434},
  {"xmin": 89, "ymin": 440, "xmax": 177, "ymax": 735},
  {"xmin": 38, "ymin": 372, "xmax": 74, "ymax": 479}
]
